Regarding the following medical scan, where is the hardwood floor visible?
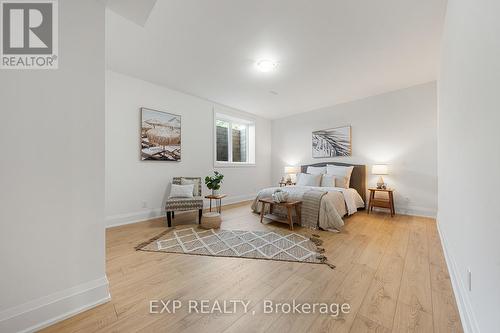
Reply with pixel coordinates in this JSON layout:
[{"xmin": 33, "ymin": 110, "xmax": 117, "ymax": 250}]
[{"xmin": 41, "ymin": 202, "xmax": 463, "ymax": 333}]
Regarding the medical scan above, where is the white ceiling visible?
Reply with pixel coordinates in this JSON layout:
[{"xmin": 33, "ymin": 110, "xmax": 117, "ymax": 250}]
[{"xmin": 106, "ymin": 0, "xmax": 447, "ymax": 119}]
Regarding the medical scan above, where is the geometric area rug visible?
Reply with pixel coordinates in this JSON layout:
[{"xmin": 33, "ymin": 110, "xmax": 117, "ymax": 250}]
[{"xmin": 136, "ymin": 227, "xmax": 334, "ymax": 269}]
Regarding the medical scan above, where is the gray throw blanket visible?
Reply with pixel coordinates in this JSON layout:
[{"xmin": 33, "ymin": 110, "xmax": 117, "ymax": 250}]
[{"xmin": 301, "ymin": 190, "xmax": 327, "ymax": 229}]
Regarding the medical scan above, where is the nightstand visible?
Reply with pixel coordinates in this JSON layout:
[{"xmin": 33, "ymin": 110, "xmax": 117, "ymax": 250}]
[
  {"xmin": 368, "ymin": 188, "xmax": 395, "ymax": 217},
  {"xmin": 204, "ymin": 194, "xmax": 227, "ymax": 214}
]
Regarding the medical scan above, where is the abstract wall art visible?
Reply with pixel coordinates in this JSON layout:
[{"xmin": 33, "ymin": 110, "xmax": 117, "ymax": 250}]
[{"xmin": 312, "ymin": 125, "xmax": 351, "ymax": 158}]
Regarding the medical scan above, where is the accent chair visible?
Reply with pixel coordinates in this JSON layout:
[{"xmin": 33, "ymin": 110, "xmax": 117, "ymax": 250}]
[{"xmin": 165, "ymin": 177, "xmax": 203, "ymax": 227}]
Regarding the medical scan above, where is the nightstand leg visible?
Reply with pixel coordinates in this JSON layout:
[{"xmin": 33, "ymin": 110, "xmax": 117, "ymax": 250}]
[
  {"xmin": 389, "ymin": 192, "xmax": 395, "ymax": 217},
  {"xmin": 371, "ymin": 191, "xmax": 374, "ymax": 213},
  {"xmin": 367, "ymin": 196, "xmax": 370, "ymax": 214},
  {"xmin": 368, "ymin": 191, "xmax": 374, "ymax": 214},
  {"xmin": 371, "ymin": 191, "xmax": 375, "ymax": 212}
]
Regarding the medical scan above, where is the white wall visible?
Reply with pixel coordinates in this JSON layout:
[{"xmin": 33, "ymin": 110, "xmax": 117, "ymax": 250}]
[
  {"xmin": 0, "ymin": 1, "xmax": 108, "ymax": 332},
  {"xmin": 438, "ymin": 0, "xmax": 500, "ymax": 332},
  {"xmin": 105, "ymin": 71, "xmax": 272, "ymax": 227},
  {"xmin": 271, "ymin": 82, "xmax": 437, "ymax": 216}
]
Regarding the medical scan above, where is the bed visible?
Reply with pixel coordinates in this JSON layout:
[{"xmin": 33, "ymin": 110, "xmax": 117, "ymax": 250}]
[{"xmin": 251, "ymin": 162, "xmax": 366, "ymax": 231}]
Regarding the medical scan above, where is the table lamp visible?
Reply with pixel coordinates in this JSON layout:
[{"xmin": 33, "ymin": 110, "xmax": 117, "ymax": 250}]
[
  {"xmin": 284, "ymin": 166, "xmax": 300, "ymax": 183},
  {"xmin": 372, "ymin": 164, "xmax": 388, "ymax": 189}
]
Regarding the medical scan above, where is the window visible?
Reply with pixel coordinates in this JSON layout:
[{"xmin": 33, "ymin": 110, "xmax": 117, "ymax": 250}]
[{"xmin": 215, "ymin": 113, "xmax": 255, "ymax": 166}]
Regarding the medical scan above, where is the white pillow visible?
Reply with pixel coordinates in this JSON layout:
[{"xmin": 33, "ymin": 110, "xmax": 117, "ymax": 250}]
[
  {"xmin": 296, "ymin": 173, "xmax": 322, "ymax": 186},
  {"xmin": 306, "ymin": 166, "xmax": 326, "ymax": 175},
  {"xmin": 295, "ymin": 172, "xmax": 304, "ymax": 184},
  {"xmin": 321, "ymin": 174, "xmax": 336, "ymax": 187},
  {"xmin": 169, "ymin": 184, "xmax": 194, "ymax": 198},
  {"xmin": 326, "ymin": 165, "xmax": 354, "ymax": 188},
  {"xmin": 180, "ymin": 178, "xmax": 199, "ymax": 196}
]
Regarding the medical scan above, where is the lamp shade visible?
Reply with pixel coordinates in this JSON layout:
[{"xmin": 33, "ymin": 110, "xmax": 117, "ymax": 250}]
[
  {"xmin": 284, "ymin": 166, "xmax": 300, "ymax": 174},
  {"xmin": 372, "ymin": 164, "xmax": 388, "ymax": 175}
]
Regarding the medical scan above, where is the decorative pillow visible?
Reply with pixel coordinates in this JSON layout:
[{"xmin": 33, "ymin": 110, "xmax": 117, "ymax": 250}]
[
  {"xmin": 181, "ymin": 178, "xmax": 199, "ymax": 196},
  {"xmin": 169, "ymin": 184, "xmax": 194, "ymax": 198},
  {"xmin": 321, "ymin": 174, "xmax": 336, "ymax": 187},
  {"xmin": 296, "ymin": 173, "xmax": 322, "ymax": 186},
  {"xmin": 326, "ymin": 165, "xmax": 354, "ymax": 188},
  {"xmin": 306, "ymin": 166, "xmax": 327, "ymax": 175},
  {"xmin": 295, "ymin": 172, "xmax": 304, "ymax": 185}
]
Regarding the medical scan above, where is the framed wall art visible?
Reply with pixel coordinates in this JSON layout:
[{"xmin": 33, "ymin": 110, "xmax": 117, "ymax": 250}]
[
  {"xmin": 312, "ymin": 125, "xmax": 351, "ymax": 158},
  {"xmin": 140, "ymin": 107, "xmax": 181, "ymax": 161}
]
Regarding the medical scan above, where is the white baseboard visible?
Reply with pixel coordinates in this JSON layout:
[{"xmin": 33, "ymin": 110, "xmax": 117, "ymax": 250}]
[
  {"xmin": 106, "ymin": 194, "xmax": 256, "ymax": 228},
  {"xmin": 106, "ymin": 208, "xmax": 165, "ymax": 228},
  {"xmin": 396, "ymin": 204, "xmax": 437, "ymax": 218},
  {"xmin": 370, "ymin": 205, "xmax": 437, "ymax": 218},
  {"xmin": 0, "ymin": 276, "xmax": 110, "ymax": 333},
  {"xmin": 436, "ymin": 221, "xmax": 480, "ymax": 333},
  {"xmin": 217, "ymin": 194, "xmax": 255, "ymax": 206}
]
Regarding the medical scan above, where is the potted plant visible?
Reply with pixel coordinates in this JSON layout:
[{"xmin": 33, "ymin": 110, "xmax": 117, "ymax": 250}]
[{"xmin": 205, "ymin": 171, "xmax": 224, "ymax": 196}]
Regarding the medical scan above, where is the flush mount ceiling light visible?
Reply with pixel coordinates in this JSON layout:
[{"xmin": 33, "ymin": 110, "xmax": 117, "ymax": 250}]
[{"xmin": 255, "ymin": 59, "xmax": 278, "ymax": 72}]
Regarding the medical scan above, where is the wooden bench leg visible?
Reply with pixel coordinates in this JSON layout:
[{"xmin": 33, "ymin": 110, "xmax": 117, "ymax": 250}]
[
  {"xmin": 260, "ymin": 202, "xmax": 266, "ymax": 224},
  {"xmin": 287, "ymin": 206, "xmax": 293, "ymax": 231},
  {"xmin": 198, "ymin": 209, "xmax": 202, "ymax": 224},
  {"xmin": 172, "ymin": 211, "xmax": 175, "ymax": 219},
  {"xmin": 294, "ymin": 204, "xmax": 301, "ymax": 226}
]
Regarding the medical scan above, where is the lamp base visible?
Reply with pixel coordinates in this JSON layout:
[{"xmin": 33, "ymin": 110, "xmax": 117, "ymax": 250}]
[{"xmin": 376, "ymin": 176, "xmax": 386, "ymax": 189}]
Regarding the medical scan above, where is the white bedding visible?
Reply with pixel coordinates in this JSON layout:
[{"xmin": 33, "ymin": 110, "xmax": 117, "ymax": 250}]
[{"xmin": 315, "ymin": 186, "xmax": 365, "ymax": 215}]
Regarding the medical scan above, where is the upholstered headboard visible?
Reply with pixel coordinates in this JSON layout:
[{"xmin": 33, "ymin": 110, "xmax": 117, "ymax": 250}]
[{"xmin": 301, "ymin": 162, "xmax": 366, "ymax": 205}]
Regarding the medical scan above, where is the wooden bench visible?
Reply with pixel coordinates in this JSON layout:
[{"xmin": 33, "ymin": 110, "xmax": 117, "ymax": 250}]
[{"xmin": 258, "ymin": 197, "xmax": 302, "ymax": 230}]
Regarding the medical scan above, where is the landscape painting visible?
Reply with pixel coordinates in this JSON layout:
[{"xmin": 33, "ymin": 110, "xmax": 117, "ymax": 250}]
[
  {"xmin": 312, "ymin": 125, "xmax": 351, "ymax": 158},
  {"xmin": 141, "ymin": 108, "xmax": 181, "ymax": 161}
]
